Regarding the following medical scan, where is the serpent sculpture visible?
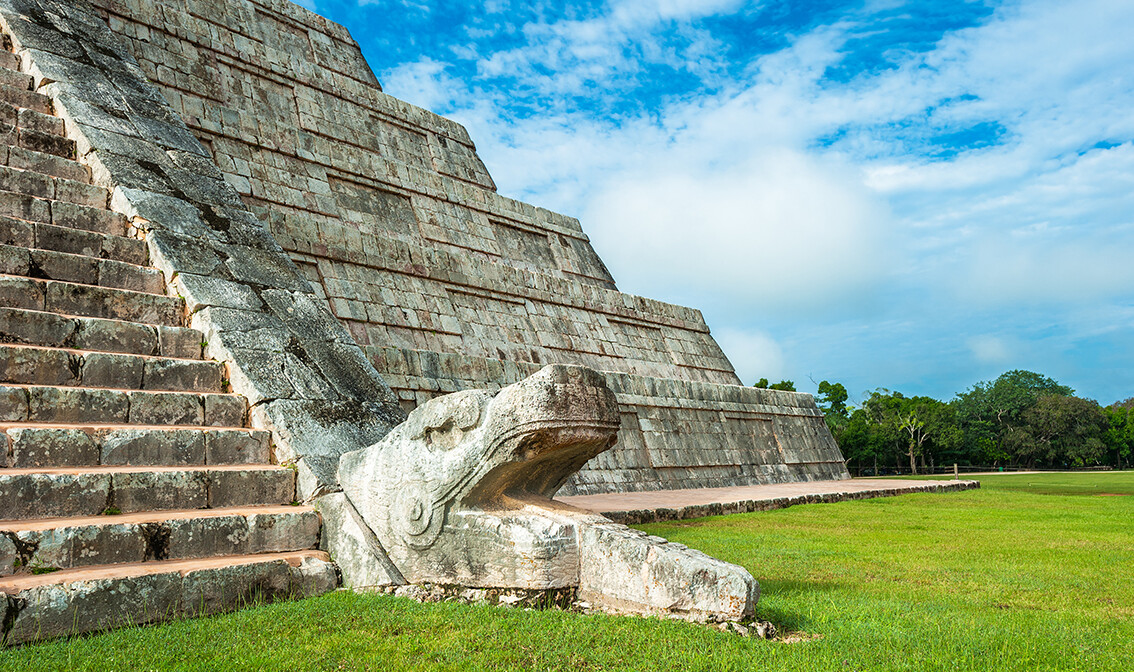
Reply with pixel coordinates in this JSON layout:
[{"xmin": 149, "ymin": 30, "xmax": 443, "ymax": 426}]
[{"xmin": 324, "ymin": 364, "xmax": 758, "ymax": 621}]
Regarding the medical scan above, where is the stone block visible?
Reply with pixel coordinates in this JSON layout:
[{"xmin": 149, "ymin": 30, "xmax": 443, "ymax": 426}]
[
  {"xmin": 7, "ymin": 426, "xmax": 99, "ymax": 467},
  {"xmin": 26, "ymin": 386, "xmax": 129, "ymax": 423},
  {"xmin": 181, "ymin": 559, "xmax": 291, "ymax": 616},
  {"xmin": 203, "ymin": 393, "xmax": 246, "ymax": 427},
  {"xmin": 100, "ymin": 428, "xmax": 205, "ymax": 466},
  {"xmin": 76, "ymin": 314, "xmax": 157, "ymax": 354},
  {"xmin": 0, "ymin": 470, "xmax": 112, "ymax": 518},
  {"xmin": 173, "ymin": 273, "xmax": 262, "ymax": 313},
  {"xmin": 6, "ymin": 573, "xmax": 183, "ymax": 643},
  {"xmin": 127, "ymin": 390, "xmax": 202, "ymax": 425},
  {"xmin": 207, "ymin": 468, "xmax": 294, "ymax": 508},
  {"xmin": 157, "ymin": 326, "xmax": 203, "ymax": 359},
  {"xmin": 313, "ymin": 492, "xmax": 402, "ymax": 590},
  {"xmin": 112, "ymin": 469, "xmax": 209, "ymax": 512},
  {"xmin": 142, "ymin": 357, "xmax": 222, "ymax": 392},
  {"xmin": 204, "ymin": 429, "xmax": 270, "ymax": 464},
  {"xmin": 81, "ymin": 351, "xmax": 144, "ymax": 388}
]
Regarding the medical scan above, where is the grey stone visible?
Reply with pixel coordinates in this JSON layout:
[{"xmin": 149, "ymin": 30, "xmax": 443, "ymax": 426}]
[
  {"xmin": 313, "ymin": 492, "xmax": 402, "ymax": 590},
  {"xmin": 253, "ymin": 398, "xmax": 400, "ymax": 499},
  {"xmin": 204, "ymin": 429, "xmax": 270, "ymax": 464},
  {"xmin": 8, "ymin": 426, "xmax": 99, "ymax": 467},
  {"xmin": 22, "ymin": 48, "xmax": 123, "ymax": 111},
  {"xmin": 218, "ymin": 243, "xmax": 310, "ymax": 292},
  {"xmin": 0, "ymin": 470, "xmax": 112, "ymax": 518},
  {"xmin": 206, "ymin": 468, "xmax": 294, "ymax": 508},
  {"xmin": 173, "ymin": 274, "xmax": 262, "ymax": 313},
  {"xmin": 100, "ymin": 428, "xmax": 205, "ymax": 465},
  {"xmin": 126, "ymin": 390, "xmax": 202, "ymax": 425},
  {"xmin": 148, "ymin": 229, "xmax": 222, "ymax": 278},
  {"xmin": 88, "ymin": 150, "xmax": 173, "ymax": 193},
  {"xmin": 336, "ymin": 365, "xmax": 757, "ymax": 621},
  {"xmin": 81, "ymin": 351, "xmax": 144, "ymax": 388},
  {"xmin": 110, "ymin": 188, "xmax": 213, "ymax": 239},
  {"xmin": 113, "ymin": 469, "xmax": 208, "ymax": 512},
  {"xmin": 6, "ymin": 573, "xmax": 183, "ymax": 642},
  {"xmin": 0, "ymin": 532, "xmax": 17, "ymax": 577}
]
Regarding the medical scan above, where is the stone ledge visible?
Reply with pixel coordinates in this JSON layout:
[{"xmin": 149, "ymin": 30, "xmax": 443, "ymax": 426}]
[{"xmin": 561, "ymin": 480, "xmax": 982, "ymax": 524}]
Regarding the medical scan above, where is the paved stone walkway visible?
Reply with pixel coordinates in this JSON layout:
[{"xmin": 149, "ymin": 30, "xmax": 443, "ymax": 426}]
[{"xmin": 556, "ymin": 478, "xmax": 980, "ymax": 524}]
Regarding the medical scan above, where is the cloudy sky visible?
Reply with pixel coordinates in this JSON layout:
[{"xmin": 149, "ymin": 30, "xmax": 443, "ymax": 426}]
[{"xmin": 296, "ymin": 0, "xmax": 1134, "ymax": 405}]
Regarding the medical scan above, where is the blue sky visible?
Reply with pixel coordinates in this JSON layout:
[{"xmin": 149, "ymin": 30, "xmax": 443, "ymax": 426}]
[{"xmin": 295, "ymin": 0, "xmax": 1134, "ymax": 405}]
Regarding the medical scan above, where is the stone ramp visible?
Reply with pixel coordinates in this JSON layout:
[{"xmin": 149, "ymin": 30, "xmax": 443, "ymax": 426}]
[
  {"xmin": 556, "ymin": 478, "xmax": 981, "ymax": 524},
  {"xmin": 0, "ymin": 35, "xmax": 336, "ymax": 647}
]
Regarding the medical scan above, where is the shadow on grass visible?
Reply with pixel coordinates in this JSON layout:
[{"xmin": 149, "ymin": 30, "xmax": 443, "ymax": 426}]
[{"xmin": 753, "ymin": 577, "xmax": 844, "ymax": 632}]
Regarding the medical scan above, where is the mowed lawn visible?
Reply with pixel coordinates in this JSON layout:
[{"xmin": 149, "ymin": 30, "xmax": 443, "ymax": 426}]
[{"xmin": 2, "ymin": 473, "xmax": 1131, "ymax": 671}]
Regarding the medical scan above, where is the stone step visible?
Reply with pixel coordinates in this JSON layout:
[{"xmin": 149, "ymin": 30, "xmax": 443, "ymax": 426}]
[
  {"xmin": 0, "ymin": 216, "xmax": 147, "ymax": 266},
  {"xmin": 0, "ymin": 423, "xmax": 270, "ymax": 468},
  {"xmin": 0, "ymin": 465, "xmax": 296, "ymax": 520},
  {"xmin": 0, "ymin": 66, "xmax": 30, "ymax": 92},
  {"xmin": 0, "ymin": 244, "xmax": 162, "ymax": 294},
  {"xmin": 0, "ymin": 125, "xmax": 74, "ymax": 163},
  {"xmin": 0, "ymin": 551, "xmax": 336, "ymax": 646},
  {"xmin": 2, "ymin": 102, "xmax": 64, "ymax": 138},
  {"xmin": 0, "ymin": 81, "xmax": 51, "ymax": 116},
  {"xmin": 0, "ymin": 191, "xmax": 125, "ymax": 235},
  {"xmin": 1, "ymin": 241, "xmax": 160, "ymax": 293},
  {"xmin": 0, "ymin": 343, "xmax": 224, "ymax": 392},
  {"xmin": 0, "ymin": 51, "xmax": 17, "ymax": 72},
  {"xmin": 0, "ymin": 274, "xmax": 182, "ymax": 326},
  {"xmin": 2, "ymin": 143, "xmax": 90, "ymax": 184},
  {"xmin": 0, "ymin": 164, "xmax": 107, "ymax": 209},
  {"xmin": 0, "ymin": 307, "xmax": 202, "ymax": 359},
  {"xmin": 0, "ymin": 384, "xmax": 246, "ymax": 427},
  {"xmin": 0, "ymin": 506, "xmax": 319, "ymax": 574}
]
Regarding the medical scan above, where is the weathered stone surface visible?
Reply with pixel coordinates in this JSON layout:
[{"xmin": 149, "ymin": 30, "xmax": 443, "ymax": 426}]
[
  {"xmin": 100, "ymin": 428, "xmax": 205, "ymax": 466},
  {"xmin": 0, "ymin": 552, "xmax": 335, "ymax": 646},
  {"xmin": 575, "ymin": 520, "xmax": 758, "ymax": 622},
  {"xmin": 7, "ymin": 426, "xmax": 99, "ymax": 467},
  {"xmin": 313, "ymin": 492, "xmax": 402, "ymax": 590},
  {"xmin": 0, "ymin": 533, "xmax": 17, "ymax": 577},
  {"xmin": 338, "ymin": 365, "xmax": 757, "ymax": 620},
  {"xmin": 6, "ymin": 572, "xmax": 183, "ymax": 643}
]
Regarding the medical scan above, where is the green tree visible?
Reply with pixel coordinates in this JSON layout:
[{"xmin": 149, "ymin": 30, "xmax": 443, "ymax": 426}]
[
  {"xmin": 953, "ymin": 370, "xmax": 1073, "ymax": 465},
  {"xmin": 816, "ymin": 381, "xmax": 849, "ymax": 418},
  {"xmin": 834, "ymin": 408, "xmax": 897, "ymax": 476},
  {"xmin": 1003, "ymin": 394, "xmax": 1108, "ymax": 468},
  {"xmin": 1102, "ymin": 403, "xmax": 1134, "ymax": 469},
  {"xmin": 861, "ymin": 390, "xmax": 961, "ymax": 474},
  {"xmin": 753, "ymin": 378, "xmax": 795, "ymax": 391}
]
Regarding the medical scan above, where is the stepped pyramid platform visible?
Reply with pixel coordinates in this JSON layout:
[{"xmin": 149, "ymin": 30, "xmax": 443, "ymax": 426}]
[{"xmin": 0, "ymin": 0, "xmax": 855, "ymax": 644}]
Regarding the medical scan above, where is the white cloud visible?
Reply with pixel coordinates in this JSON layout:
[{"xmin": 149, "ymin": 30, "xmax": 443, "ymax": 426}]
[
  {"xmin": 584, "ymin": 148, "xmax": 893, "ymax": 312},
  {"xmin": 376, "ymin": 0, "xmax": 1134, "ymax": 398},
  {"xmin": 967, "ymin": 335, "xmax": 1011, "ymax": 365}
]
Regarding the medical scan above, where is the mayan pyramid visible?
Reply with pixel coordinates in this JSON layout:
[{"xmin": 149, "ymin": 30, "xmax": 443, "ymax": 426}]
[{"xmin": 0, "ymin": 0, "xmax": 848, "ymax": 643}]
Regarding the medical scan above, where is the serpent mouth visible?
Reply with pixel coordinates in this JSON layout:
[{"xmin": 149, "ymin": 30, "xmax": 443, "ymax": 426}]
[{"xmin": 464, "ymin": 365, "xmax": 621, "ymax": 502}]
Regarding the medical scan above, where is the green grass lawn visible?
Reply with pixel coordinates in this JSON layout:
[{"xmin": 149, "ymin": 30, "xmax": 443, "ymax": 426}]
[{"xmin": 2, "ymin": 472, "xmax": 1131, "ymax": 671}]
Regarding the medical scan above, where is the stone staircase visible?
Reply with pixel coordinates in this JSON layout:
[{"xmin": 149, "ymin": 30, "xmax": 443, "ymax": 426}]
[{"xmin": 0, "ymin": 39, "xmax": 336, "ymax": 645}]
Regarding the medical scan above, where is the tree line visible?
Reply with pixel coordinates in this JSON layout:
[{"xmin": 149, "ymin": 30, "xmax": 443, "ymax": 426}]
[{"xmin": 798, "ymin": 370, "xmax": 1133, "ymax": 474}]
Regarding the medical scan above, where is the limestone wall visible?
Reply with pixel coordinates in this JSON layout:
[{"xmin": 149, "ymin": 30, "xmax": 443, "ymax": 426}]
[{"xmin": 86, "ymin": 0, "xmax": 850, "ymax": 492}]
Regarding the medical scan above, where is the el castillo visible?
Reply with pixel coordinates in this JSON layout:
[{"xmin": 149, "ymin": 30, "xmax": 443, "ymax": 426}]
[{"xmin": 0, "ymin": 0, "xmax": 1130, "ymax": 669}]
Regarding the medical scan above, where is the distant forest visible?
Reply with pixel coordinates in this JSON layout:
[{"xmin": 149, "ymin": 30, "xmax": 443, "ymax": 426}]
[{"xmin": 771, "ymin": 370, "xmax": 1133, "ymax": 474}]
